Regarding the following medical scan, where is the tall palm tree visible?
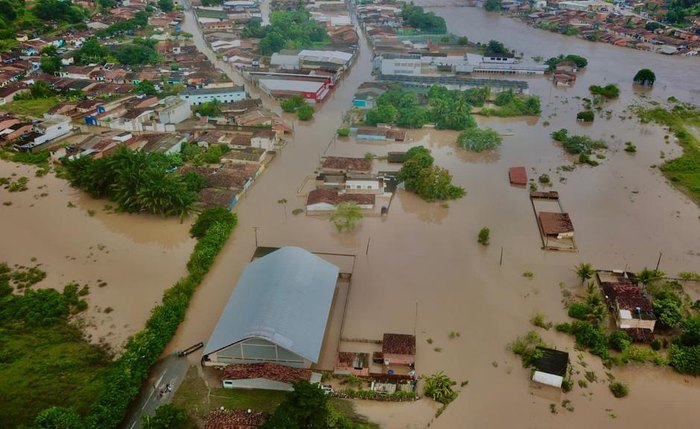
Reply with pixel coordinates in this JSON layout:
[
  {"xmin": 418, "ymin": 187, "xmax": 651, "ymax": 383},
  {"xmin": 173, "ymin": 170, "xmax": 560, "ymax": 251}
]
[{"xmin": 574, "ymin": 262, "xmax": 594, "ymax": 284}]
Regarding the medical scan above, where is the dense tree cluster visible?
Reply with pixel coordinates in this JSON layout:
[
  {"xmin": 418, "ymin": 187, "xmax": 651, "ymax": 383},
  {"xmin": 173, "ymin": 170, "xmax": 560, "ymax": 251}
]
[
  {"xmin": 664, "ymin": 0, "xmax": 700, "ymax": 24},
  {"xmin": 484, "ymin": 40, "xmax": 510, "ymax": 57},
  {"xmin": 398, "ymin": 146, "xmax": 465, "ymax": 201},
  {"xmin": 33, "ymin": 0, "xmax": 86, "ymax": 24},
  {"xmin": 457, "ymin": 127, "xmax": 503, "ymax": 152},
  {"xmin": 113, "ymin": 38, "xmax": 161, "ymax": 66},
  {"xmin": 62, "ymin": 147, "xmax": 199, "ymax": 218},
  {"xmin": 365, "ymin": 85, "xmax": 487, "ymax": 130},
  {"xmin": 484, "ymin": 0, "xmax": 503, "ymax": 12},
  {"xmin": 481, "ymin": 89, "xmax": 541, "ymax": 116},
  {"xmin": 545, "ymin": 54, "xmax": 589, "ymax": 71},
  {"xmin": 401, "ymin": 4, "xmax": 447, "ymax": 33},
  {"xmin": 551, "ymin": 129, "xmax": 608, "ymax": 155},
  {"xmin": 244, "ymin": 11, "xmax": 328, "ymax": 56},
  {"xmin": 589, "ymin": 84, "xmax": 620, "ymax": 99}
]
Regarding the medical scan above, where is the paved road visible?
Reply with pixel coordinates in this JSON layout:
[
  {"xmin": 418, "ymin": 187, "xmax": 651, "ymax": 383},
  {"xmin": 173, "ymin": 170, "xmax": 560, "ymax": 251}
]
[{"xmin": 121, "ymin": 354, "xmax": 190, "ymax": 429}]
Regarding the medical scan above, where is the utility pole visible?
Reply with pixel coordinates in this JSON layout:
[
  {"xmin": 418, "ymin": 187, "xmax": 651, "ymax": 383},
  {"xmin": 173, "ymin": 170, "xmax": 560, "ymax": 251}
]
[
  {"xmin": 655, "ymin": 251, "xmax": 663, "ymax": 272},
  {"xmin": 253, "ymin": 227, "xmax": 259, "ymax": 248},
  {"xmin": 365, "ymin": 237, "xmax": 371, "ymax": 255},
  {"xmin": 499, "ymin": 246, "xmax": 503, "ymax": 266}
]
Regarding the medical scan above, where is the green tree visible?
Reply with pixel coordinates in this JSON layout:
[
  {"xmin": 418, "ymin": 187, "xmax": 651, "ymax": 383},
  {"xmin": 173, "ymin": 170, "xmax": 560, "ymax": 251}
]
[
  {"xmin": 281, "ymin": 95, "xmax": 305, "ymax": 113},
  {"xmin": 97, "ymin": 0, "xmax": 116, "ymax": 8},
  {"xmin": 653, "ymin": 292, "xmax": 683, "ymax": 329},
  {"xmin": 589, "ymin": 84, "xmax": 620, "ymax": 99},
  {"xmin": 40, "ymin": 56, "xmax": 62, "ymax": 75},
  {"xmin": 574, "ymin": 262, "xmax": 594, "ymax": 284},
  {"xmin": 633, "ymin": 68, "xmax": 656, "ymax": 86},
  {"xmin": 401, "ymin": 4, "xmax": 447, "ymax": 33},
  {"xmin": 142, "ymin": 404, "xmax": 190, "ymax": 429},
  {"xmin": 478, "ymin": 227, "xmax": 490, "ymax": 245},
  {"xmin": 157, "ymin": 0, "xmax": 174, "ymax": 12},
  {"xmin": 134, "ymin": 80, "xmax": 158, "ymax": 96},
  {"xmin": 365, "ymin": 104, "xmax": 397, "ymax": 125},
  {"xmin": 423, "ymin": 371, "xmax": 457, "ymax": 404},
  {"xmin": 196, "ymin": 100, "xmax": 222, "ymax": 117},
  {"xmin": 457, "ymin": 127, "xmax": 502, "ymax": 152},
  {"xmin": 261, "ymin": 381, "xmax": 328, "ymax": 429},
  {"xmin": 77, "ymin": 38, "xmax": 107, "ymax": 64},
  {"xmin": 484, "ymin": 0, "xmax": 502, "ymax": 11},
  {"xmin": 297, "ymin": 103, "xmax": 314, "ymax": 121},
  {"xmin": 330, "ymin": 202, "xmax": 362, "ymax": 232},
  {"xmin": 30, "ymin": 81, "xmax": 55, "ymax": 99},
  {"xmin": 485, "ymin": 40, "xmax": 509, "ymax": 56}
]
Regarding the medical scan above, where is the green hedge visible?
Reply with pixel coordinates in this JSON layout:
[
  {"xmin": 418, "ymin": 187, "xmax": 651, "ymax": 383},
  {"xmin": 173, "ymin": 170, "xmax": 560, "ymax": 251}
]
[{"xmin": 84, "ymin": 213, "xmax": 237, "ymax": 428}]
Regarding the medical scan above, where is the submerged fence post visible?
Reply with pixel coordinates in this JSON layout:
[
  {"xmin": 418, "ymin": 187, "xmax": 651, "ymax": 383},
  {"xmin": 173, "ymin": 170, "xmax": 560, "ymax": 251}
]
[{"xmin": 500, "ymin": 247, "xmax": 503, "ymax": 266}]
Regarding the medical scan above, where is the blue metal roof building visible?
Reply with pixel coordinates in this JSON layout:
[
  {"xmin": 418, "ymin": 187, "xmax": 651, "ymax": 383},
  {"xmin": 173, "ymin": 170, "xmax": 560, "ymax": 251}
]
[{"xmin": 202, "ymin": 247, "xmax": 339, "ymax": 368}]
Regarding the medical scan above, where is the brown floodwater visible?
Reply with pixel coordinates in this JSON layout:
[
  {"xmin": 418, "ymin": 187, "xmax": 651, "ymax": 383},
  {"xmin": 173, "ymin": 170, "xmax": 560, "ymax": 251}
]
[
  {"xmin": 168, "ymin": 4, "xmax": 700, "ymax": 428},
  {"xmin": 0, "ymin": 161, "xmax": 195, "ymax": 352},
  {"xmin": 2, "ymin": 2, "xmax": 697, "ymax": 427}
]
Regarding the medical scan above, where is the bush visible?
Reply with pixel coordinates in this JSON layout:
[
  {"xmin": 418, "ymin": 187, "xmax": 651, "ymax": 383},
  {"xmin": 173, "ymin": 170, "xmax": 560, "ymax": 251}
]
[
  {"xmin": 589, "ymin": 84, "xmax": 620, "ymax": 99},
  {"xmin": 457, "ymin": 127, "xmax": 502, "ymax": 152},
  {"xmin": 609, "ymin": 330, "xmax": 632, "ymax": 352},
  {"xmin": 336, "ymin": 127, "xmax": 350, "ymax": 137},
  {"xmin": 422, "ymin": 371, "xmax": 457, "ymax": 404},
  {"xmin": 609, "ymin": 381, "xmax": 629, "ymax": 398},
  {"xmin": 561, "ymin": 379, "xmax": 573, "ymax": 392},
  {"xmin": 477, "ymin": 227, "xmax": 490, "ymax": 245},
  {"xmin": 538, "ymin": 174, "xmax": 550, "ymax": 184},
  {"xmin": 281, "ymin": 95, "xmax": 305, "ymax": 113},
  {"xmin": 567, "ymin": 302, "xmax": 590, "ymax": 320},
  {"xmin": 297, "ymin": 104, "xmax": 314, "ymax": 121},
  {"xmin": 189, "ymin": 207, "xmax": 237, "ymax": 239},
  {"xmin": 650, "ymin": 339, "xmax": 662, "ymax": 351},
  {"xmin": 510, "ymin": 331, "xmax": 545, "ymax": 367},
  {"xmin": 577, "ymin": 111, "xmax": 594, "ymax": 122}
]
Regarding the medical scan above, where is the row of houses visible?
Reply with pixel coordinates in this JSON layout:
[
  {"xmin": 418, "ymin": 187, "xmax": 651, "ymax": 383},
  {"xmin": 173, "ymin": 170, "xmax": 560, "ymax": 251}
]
[{"xmin": 0, "ymin": 113, "xmax": 73, "ymax": 152}]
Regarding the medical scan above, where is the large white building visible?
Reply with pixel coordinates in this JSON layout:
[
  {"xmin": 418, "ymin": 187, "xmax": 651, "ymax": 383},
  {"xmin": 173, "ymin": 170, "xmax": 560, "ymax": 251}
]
[
  {"xmin": 157, "ymin": 96, "xmax": 191, "ymax": 124},
  {"xmin": 180, "ymin": 86, "xmax": 247, "ymax": 106},
  {"xmin": 27, "ymin": 114, "xmax": 71, "ymax": 149}
]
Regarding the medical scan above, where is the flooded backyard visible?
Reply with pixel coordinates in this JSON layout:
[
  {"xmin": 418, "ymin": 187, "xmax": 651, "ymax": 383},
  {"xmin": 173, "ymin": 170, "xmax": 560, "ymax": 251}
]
[
  {"xmin": 0, "ymin": 161, "xmax": 195, "ymax": 351},
  {"xmin": 2, "ymin": 2, "xmax": 699, "ymax": 428}
]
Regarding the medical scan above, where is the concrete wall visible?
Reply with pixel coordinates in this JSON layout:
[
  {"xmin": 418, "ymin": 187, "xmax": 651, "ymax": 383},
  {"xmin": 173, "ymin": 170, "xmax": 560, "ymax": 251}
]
[
  {"xmin": 532, "ymin": 371, "xmax": 563, "ymax": 388},
  {"xmin": 380, "ymin": 58, "xmax": 421, "ymax": 76},
  {"xmin": 222, "ymin": 378, "xmax": 294, "ymax": 391}
]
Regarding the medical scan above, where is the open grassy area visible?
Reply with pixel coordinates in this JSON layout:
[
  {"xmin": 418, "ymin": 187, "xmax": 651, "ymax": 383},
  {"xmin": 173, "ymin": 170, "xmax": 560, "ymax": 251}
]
[
  {"xmin": 635, "ymin": 103, "xmax": 700, "ymax": 206},
  {"xmin": 0, "ymin": 323, "xmax": 111, "ymax": 428},
  {"xmin": 173, "ymin": 366, "xmax": 379, "ymax": 428},
  {"xmin": 0, "ymin": 97, "xmax": 60, "ymax": 118}
]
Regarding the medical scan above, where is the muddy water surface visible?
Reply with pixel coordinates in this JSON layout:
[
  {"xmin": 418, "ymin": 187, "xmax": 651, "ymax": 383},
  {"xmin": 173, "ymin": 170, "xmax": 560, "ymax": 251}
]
[{"xmin": 0, "ymin": 161, "xmax": 195, "ymax": 351}]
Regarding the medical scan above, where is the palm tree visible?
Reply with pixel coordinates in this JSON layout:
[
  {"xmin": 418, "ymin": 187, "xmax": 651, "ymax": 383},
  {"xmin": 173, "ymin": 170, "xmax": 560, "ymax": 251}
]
[
  {"xmin": 574, "ymin": 262, "xmax": 594, "ymax": 284},
  {"xmin": 423, "ymin": 371, "xmax": 456, "ymax": 404}
]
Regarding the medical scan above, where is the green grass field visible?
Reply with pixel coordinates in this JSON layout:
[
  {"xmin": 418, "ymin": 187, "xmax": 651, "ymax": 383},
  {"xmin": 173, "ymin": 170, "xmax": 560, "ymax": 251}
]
[
  {"xmin": 0, "ymin": 323, "xmax": 111, "ymax": 427},
  {"xmin": 0, "ymin": 97, "xmax": 60, "ymax": 118},
  {"xmin": 635, "ymin": 104, "xmax": 700, "ymax": 206}
]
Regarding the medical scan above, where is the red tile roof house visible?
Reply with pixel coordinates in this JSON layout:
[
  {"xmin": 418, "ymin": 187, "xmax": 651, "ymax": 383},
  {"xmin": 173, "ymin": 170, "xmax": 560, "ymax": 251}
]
[
  {"xmin": 381, "ymin": 333, "xmax": 416, "ymax": 376},
  {"xmin": 320, "ymin": 156, "xmax": 372, "ymax": 174},
  {"xmin": 204, "ymin": 410, "xmax": 268, "ymax": 429},
  {"xmin": 221, "ymin": 362, "xmax": 319, "ymax": 391},
  {"xmin": 306, "ymin": 188, "xmax": 375, "ymax": 212}
]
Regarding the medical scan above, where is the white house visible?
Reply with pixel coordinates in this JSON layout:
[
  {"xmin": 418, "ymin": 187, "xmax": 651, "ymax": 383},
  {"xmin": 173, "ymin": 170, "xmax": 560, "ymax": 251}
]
[
  {"xmin": 531, "ymin": 347, "xmax": 569, "ymax": 388},
  {"xmin": 306, "ymin": 188, "xmax": 375, "ymax": 212},
  {"xmin": 250, "ymin": 129, "xmax": 277, "ymax": 151},
  {"xmin": 157, "ymin": 96, "xmax": 191, "ymax": 124},
  {"xmin": 30, "ymin": 114, "xmax": 71, "ymax": 148},
  {"xmin": 180, "ymin": 86, "xmax": 246, "ymax": 106},
  {"xmin": 345, "ymin": 178, "xmax": 382, "ymax": 193}
]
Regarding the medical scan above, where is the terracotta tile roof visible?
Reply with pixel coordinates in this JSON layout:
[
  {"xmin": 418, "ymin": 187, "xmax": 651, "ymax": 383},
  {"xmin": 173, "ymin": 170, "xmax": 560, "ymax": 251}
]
[
  {"xmin": 539, "ymin": 212, "xmax": 574, "ymax": 235},
  {"xmin": 307, "ymin": 188, "xmax": 375, "ymax": 206},
  {"xmin": 509, "ymin": 166, "xmax": 527, "ymax": 185},
  {"xmin": 204, "ymin": 410, "xmax": 268, "ymax": 429},
  {"xmin": 222, "ymin": 363, "xmax": 312, "ymax": 384},
  {"xmin": 321, "ymin": 156, "xmax": 372, "ymax": 172},
  {"xmin": 199, "ymin": 188, "xmax": 238, "ymax": 208},
  {"xmin": 382, "ymin": 333, "xmax": 415, "ymax": 356},
  {"xmin": 337, "ymin": 351, "xmax": 355, "ymax": 366}
]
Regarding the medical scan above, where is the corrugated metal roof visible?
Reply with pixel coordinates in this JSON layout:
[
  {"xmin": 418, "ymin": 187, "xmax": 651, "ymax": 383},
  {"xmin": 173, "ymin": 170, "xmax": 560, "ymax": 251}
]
[{"xmin": 203, "ymin": 247, "xmax": 339, "ymax": 363}]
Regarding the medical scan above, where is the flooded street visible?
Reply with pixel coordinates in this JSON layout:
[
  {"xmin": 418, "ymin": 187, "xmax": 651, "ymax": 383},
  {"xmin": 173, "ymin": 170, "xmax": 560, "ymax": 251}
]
[
  {"xmin": 0, "ymin": 161, "xmax": 195, "ymax": 351},
  {"xmin": 170, "ymin": 3, "xmax": 700, "ymax": 428},
  {"xmin": 2, "ymin": 1, "xmax": 698, "ymax": 427}
]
